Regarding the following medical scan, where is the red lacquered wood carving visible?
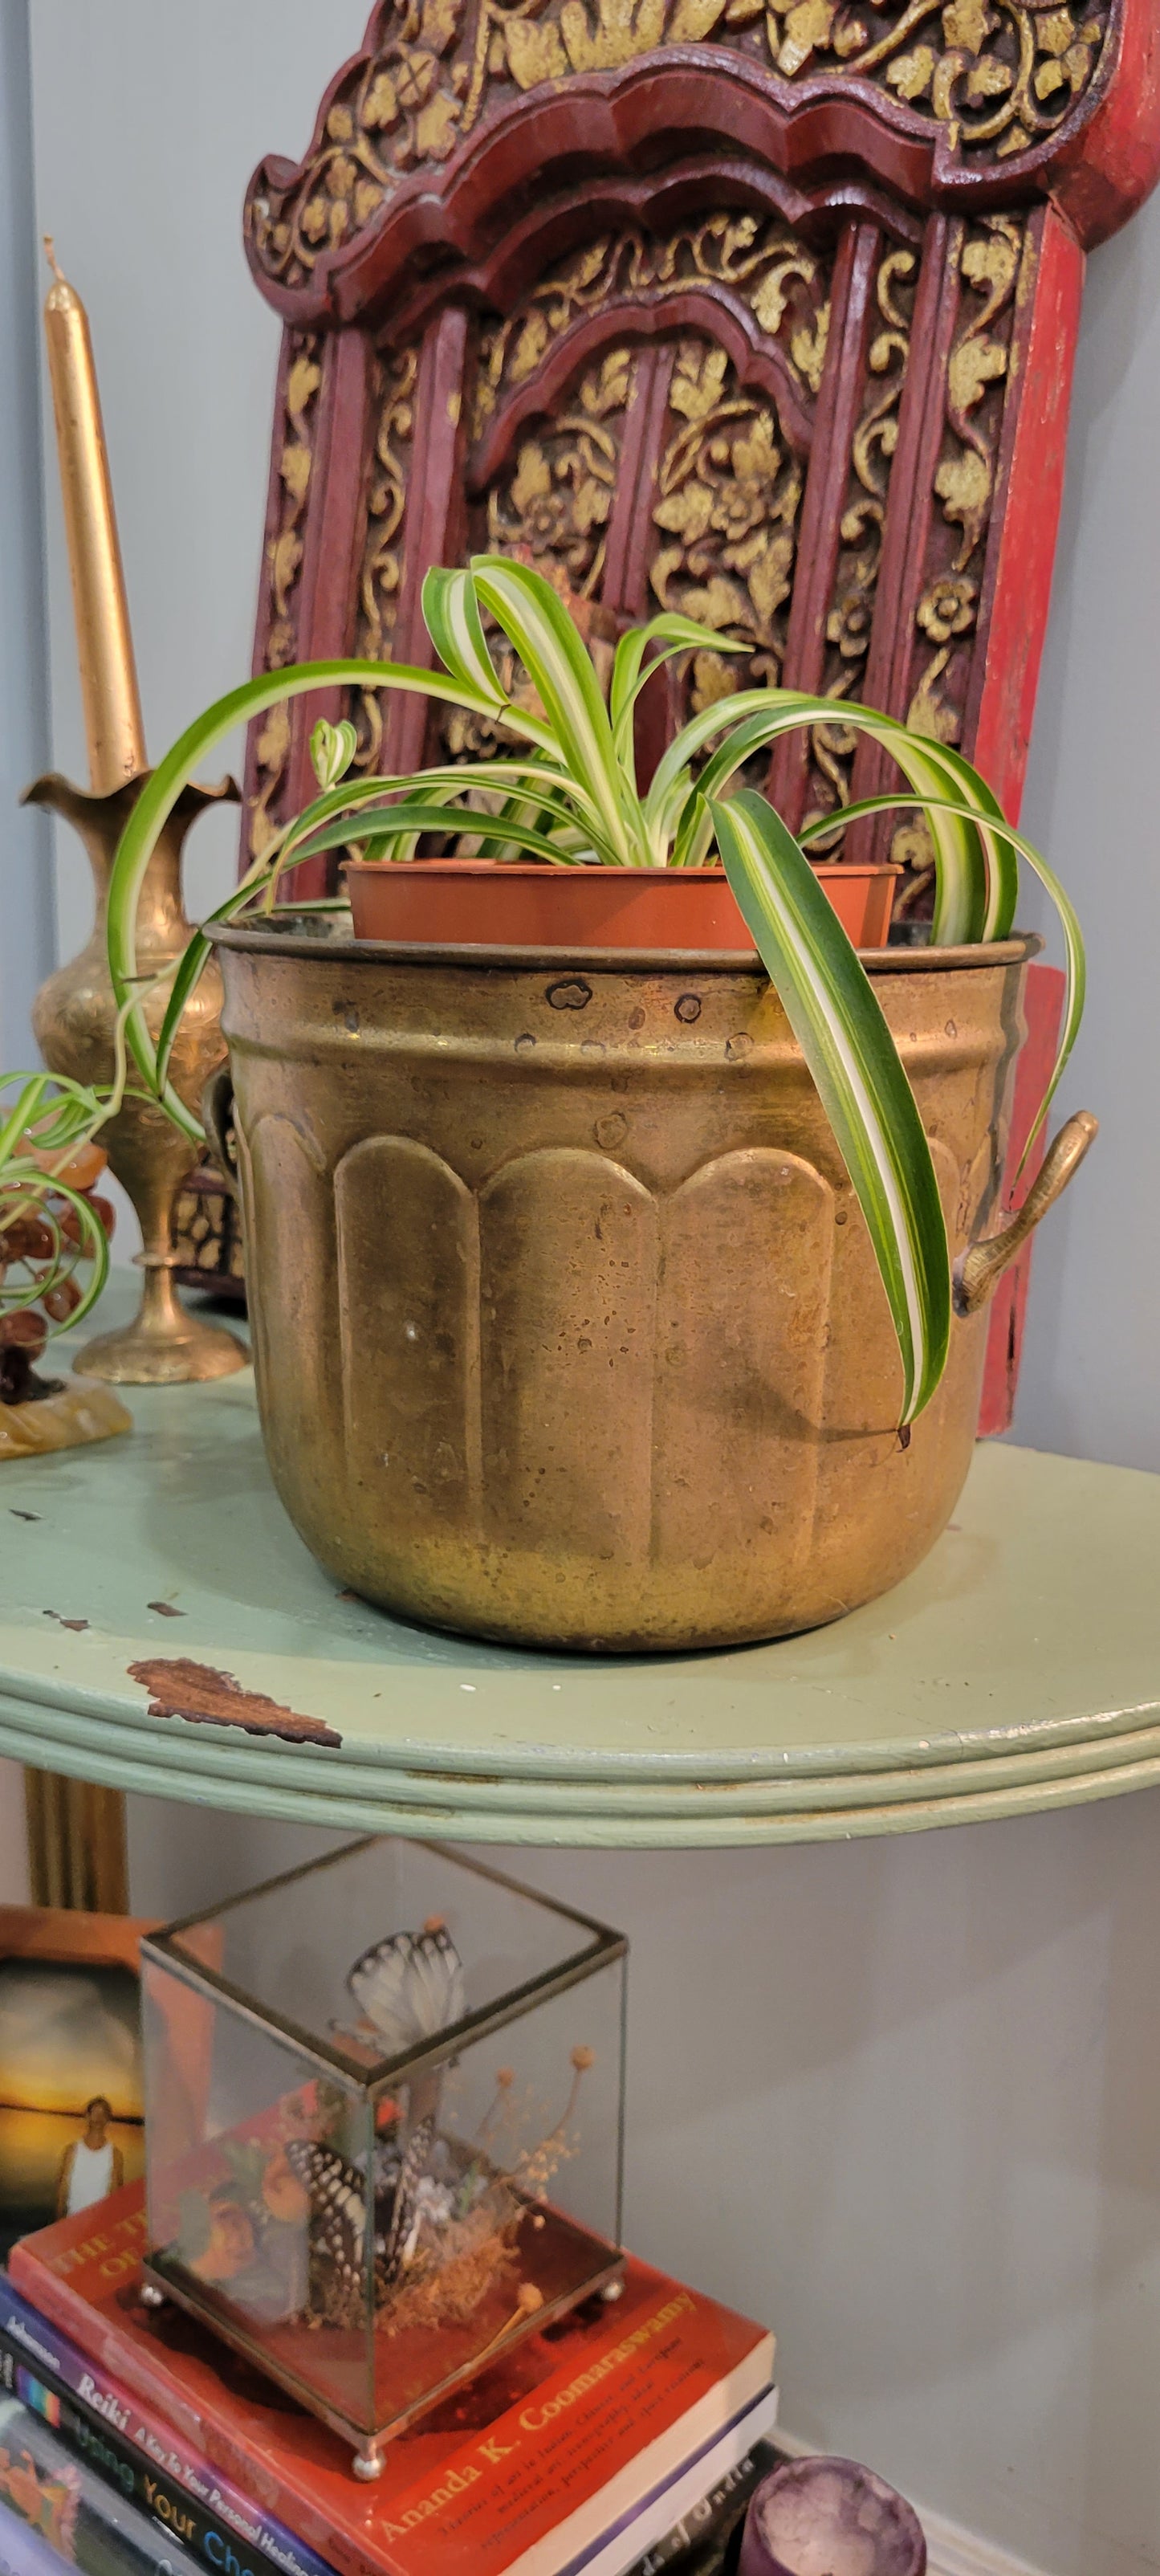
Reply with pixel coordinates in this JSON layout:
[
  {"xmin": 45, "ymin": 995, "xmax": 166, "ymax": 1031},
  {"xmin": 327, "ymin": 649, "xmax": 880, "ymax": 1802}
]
[{"xmin": 214, "ymin": 0, "xmax": 1159, "ymax": 1419}]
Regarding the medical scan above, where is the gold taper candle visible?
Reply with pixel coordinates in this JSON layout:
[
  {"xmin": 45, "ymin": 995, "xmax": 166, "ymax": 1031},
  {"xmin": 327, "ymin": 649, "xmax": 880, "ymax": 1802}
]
[{"xmin": 43, "ymin": 238, "xmax": 146, "ymax": 794}]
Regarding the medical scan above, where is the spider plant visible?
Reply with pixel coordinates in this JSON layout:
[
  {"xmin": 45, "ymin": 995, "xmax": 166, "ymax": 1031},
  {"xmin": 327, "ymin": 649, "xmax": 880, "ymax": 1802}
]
[
  {"xmin": 84, "ymin": 556, "xmax": 1082, "ymax": 1426},
  {"xmin": 0, "ymin": 938, "xmax": 169, "ymax": 1362},
  {"xmin": 0, "ymin": 1074, "xmax": 118, "ymax": 1388}
]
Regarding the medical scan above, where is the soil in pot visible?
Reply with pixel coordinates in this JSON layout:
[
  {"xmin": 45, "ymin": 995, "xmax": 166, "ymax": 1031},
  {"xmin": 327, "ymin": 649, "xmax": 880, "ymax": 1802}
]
[{"xmin": 343, "ymin": 858, "xmax": 899, "ymax": 951}]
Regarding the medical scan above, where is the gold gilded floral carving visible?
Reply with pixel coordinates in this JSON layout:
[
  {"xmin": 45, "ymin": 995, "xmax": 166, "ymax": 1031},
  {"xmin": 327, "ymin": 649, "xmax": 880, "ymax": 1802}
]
[
  {"xmin": 173, "ymin": 1182, "xmax": 245, "ymax": 1286},
  {"xmin": 351, "ymin": 345, "xmax": 418, "ymax": 770},
  {"xmin": 804, "ymin": 242, "xmax": 916, "ymax": 844},
  {"xmin": 880, "ymin": 0, "xmax": 1104, "ymax": 160},
  {"xmin": 486, "ymin": 347, "xmax": 635, "ymax": 591},
  {"xmin": 247, "ymin": 0, "xmax": 468, "ymax": 286},
  {"xmin": 246, "ymin": 0, "xmax": 1110, "ymax": 287},
  {"xmin": 649, "ymin": 337, "xmax": 804, "ymax": 712},
  {"xmin": 473, "ymin": 214, "xmax": 830, "ymax": 440},
  {"xmin": 249, "ymin": 333, "xmax": 322, "ymax": 859},
  {"xmin": 443, "ymin": 348, "xmax": 637, "ymax": 760},
  {"xmin": 906, "ymin": 213, "xmax": 1022, "ymax": 754}
]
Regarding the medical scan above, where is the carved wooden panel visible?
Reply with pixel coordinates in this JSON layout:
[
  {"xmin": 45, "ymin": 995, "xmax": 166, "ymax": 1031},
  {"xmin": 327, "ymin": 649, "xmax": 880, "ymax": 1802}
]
[
  {"xmin": 244, "ymin": 0, "xmax": 1120, "ymax": 292},
  {"xmin": 352, "ymin": 345, "xmax": 417, "ymax": 771},
  {"xmin": 244, "ymin": 332, "xmax": 323, "ymax": 858},
  {"xmin": 799, "ymin": 236, "xmax": 915, "ymax": 842},
  {"xmin": 242, "ymin": 184, "xmax": 1036, "ymax": 903},
  {"xmin": 231, "ymin": 165, "xmax": 1095, "ymax": 900},
  {"xmin": 196, "ymin": 0, "xmax": 1160, "ymax": 1418},
  {"xmin": 238, "ymin": 0, "xmax": 1158, "ymax": 854}
]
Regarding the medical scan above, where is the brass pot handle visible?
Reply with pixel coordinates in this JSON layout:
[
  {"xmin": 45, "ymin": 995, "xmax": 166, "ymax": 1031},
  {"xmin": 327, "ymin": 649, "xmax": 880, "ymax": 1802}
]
[
  {"xmin": 201, "ymin": 1064, "xmax": 239, "ymax": 1202},
  {"xmin": 954, "ymin": 1110, "xmax": 1097, "ymax": 1318}
]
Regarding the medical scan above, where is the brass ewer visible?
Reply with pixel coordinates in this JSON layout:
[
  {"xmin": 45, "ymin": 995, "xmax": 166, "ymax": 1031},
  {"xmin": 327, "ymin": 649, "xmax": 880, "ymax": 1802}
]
[
  {"xmin": 26, "ymin": 768, "xmax": 248, "ymax": 1385},
  {"xmin": 26, "ymin": 238, "xmax": 246, "ymax": 1387}
]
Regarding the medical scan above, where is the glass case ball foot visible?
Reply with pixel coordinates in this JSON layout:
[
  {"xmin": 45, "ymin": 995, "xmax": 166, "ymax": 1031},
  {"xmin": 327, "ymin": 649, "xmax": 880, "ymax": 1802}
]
[
  {"xmin": 601, "ymin": 2279, "xmax": 625, "ymax": 2302},
  {"xmin": 140, "ymin": 2284, "xmax": 166, "ymax": 2309},
  {"xmin": 352, "ymin": 2444, "xmax": 385, "ymax": 2482}
]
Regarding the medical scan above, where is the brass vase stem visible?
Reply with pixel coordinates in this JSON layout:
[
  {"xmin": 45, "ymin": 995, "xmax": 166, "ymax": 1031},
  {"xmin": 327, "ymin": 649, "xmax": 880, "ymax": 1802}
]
[{"xmin": 25, "ymin": 768, "xmax": 248, "ymax": 1386}]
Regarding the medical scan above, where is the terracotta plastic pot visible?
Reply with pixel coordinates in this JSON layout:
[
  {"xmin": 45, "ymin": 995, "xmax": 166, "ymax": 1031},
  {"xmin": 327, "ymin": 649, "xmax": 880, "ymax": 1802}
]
[
  {"xmin": 343, "ymin": 857, "xmax": 898, "ymax": 952},
  {"xmin": 206, "ymin": 921, "xmax": 1093, "ymax": 1653}
]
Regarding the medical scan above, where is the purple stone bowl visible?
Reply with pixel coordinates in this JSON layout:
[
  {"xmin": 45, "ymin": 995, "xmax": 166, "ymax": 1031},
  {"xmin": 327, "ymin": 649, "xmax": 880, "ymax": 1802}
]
[{"xmin": 738, "ymin": 2456, "xmax": 926, "ymax": 2576}]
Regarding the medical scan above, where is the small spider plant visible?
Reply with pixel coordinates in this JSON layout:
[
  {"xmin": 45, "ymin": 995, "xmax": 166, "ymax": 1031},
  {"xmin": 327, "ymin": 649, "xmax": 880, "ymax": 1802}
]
[
  {"xmin": 0, "ymin": 1073, "xmax": 118, "ymax": 1379},
  {"xmin": 17, "ymin": 556, "xmax": 1083, "ymax": 1427}
]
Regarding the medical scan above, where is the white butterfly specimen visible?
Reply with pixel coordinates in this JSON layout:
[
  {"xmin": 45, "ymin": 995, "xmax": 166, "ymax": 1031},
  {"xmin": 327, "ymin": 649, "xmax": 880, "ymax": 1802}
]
[{"xmin": 338, "ymin": 1918, "xmax": 466, "ymax": 2059}]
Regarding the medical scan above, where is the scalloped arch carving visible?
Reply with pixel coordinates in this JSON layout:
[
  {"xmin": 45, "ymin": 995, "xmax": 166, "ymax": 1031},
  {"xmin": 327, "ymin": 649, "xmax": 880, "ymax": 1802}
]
[
  {"xmin": 245, "ymin": 0, "xmax": 1124, "ymax": 308},
  {"xmin": 469, "ymin": 209, "xmax": 831, "ymax": 468}
]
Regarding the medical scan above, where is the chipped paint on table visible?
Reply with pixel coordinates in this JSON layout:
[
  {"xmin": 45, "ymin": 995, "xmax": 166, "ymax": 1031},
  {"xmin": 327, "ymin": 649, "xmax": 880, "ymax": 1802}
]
[
  {"xmin": 1, "ymin": 1290, "xmax": 1158, "ymax": 1845},
  {"xmin": 127, "ymin": 1656, "xmax": 343, "ymax": 1747}
]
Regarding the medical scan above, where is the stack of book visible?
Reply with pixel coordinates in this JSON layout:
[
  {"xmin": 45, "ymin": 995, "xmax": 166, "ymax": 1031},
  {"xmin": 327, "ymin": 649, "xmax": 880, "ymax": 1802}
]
[{"xmin": 0, "ymin": 2186, "xmax": 777, "ymax": 2576}]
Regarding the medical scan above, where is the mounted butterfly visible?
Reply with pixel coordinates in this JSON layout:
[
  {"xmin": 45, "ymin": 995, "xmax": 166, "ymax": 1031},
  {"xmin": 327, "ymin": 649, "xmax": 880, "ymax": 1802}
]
[{"xmin": 139, "ymin": 1836, "xmax": 628, "ymax": 2476}]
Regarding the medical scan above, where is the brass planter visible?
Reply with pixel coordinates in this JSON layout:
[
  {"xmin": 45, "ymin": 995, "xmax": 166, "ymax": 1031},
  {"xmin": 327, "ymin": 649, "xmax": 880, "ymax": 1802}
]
[{"xmin": 209, "ymin": 925, "xmax": 1091, "ymax": 1653}]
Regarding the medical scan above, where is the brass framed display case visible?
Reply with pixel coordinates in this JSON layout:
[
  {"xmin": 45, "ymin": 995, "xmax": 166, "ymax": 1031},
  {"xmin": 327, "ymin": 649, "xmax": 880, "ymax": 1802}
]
[{"xmin": 139, "ymin": 1836, "xmax": 626, "ymax": 2476}]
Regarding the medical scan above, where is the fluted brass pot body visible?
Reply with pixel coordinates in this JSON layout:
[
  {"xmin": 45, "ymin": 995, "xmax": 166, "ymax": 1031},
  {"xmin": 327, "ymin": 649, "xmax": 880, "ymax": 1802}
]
[{"xmin": 210, "ymin": 927, "xmax": 1064, "ymax": 1652}]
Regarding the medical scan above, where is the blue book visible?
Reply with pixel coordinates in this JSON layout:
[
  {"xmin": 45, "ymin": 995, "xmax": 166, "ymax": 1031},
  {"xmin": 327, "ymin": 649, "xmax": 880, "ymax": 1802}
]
[
  {"xmin": 0, "ymin": 2280, "xmax": 331, "ymax": 2576},
  {"xmin": 0, "ymin": 2489, "xmax": 67, "ymax": 2576},
  {"xmin": 0, "ymin": 2392, "xmax": 199, "ymax": 2574}
]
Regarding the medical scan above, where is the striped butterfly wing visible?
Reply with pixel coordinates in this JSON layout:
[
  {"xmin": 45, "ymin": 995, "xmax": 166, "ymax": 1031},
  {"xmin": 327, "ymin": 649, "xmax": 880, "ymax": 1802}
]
[
  {"xmin": 285, "ymin": 2140, "xmax": 366, "ymax": 2300},
  {"xmin": 381, "ymin": 2114, "xmax": 436, "ymax": 2287}
]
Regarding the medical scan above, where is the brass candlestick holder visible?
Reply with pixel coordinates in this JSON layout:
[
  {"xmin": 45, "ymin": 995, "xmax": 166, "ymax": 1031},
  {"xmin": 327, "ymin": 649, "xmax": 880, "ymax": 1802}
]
[{"xmin": 26, "ymin": 767, "xmax": 248, "ymax": 1386}]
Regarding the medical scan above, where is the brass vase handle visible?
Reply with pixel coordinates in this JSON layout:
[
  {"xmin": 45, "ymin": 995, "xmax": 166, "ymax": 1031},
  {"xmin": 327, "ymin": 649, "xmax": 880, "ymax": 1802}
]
[
  {"xmin": 954, "ymin": 1110, "xmax": 1097, "ymax": 1318},
  {"xmin": 202, "ymin": 1065, "xmax": 239, "ymax": 1201}
]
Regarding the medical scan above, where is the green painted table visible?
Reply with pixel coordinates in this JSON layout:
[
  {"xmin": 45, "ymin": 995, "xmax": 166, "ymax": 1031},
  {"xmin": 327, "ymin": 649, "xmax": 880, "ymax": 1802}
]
[{"xmin": 2, "ymin": 1290, "xmax": 1158, "ymax": 1844}]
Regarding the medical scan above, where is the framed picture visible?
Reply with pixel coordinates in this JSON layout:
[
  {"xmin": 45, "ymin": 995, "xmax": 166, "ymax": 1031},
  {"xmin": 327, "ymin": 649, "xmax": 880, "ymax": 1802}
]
[{"xmin": 0, "ymin": 1908, "xmax": 155, "ymax": 2264}]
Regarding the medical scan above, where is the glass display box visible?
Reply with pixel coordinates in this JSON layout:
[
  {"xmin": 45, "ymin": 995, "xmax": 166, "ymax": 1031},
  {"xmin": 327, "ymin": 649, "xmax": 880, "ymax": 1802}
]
[{"xmin": 139, "ymin": 1837, "xmax": 626, "ymax": 2476}]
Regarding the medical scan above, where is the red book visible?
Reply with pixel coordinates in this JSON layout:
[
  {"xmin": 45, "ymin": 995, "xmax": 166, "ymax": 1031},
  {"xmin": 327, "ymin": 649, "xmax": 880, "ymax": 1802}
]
[{"xmin": 10, "ymin": 2187, "xmax": 773, "ymax": 2576}]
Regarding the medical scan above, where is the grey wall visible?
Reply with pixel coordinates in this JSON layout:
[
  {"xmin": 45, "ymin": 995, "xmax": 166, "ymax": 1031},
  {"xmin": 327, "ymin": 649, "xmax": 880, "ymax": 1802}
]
[
  {"xmin": 0, "ymin": 0, "xmax": 51, "ymax": 1898},
  {"xmin": 0, "ymin": 0, "xmax": 53, "ymax": 1074},
  {"xmin": 9, "ymin": 11, "xmax": 1160, "ymax": 2574},
  {"xmin": 1012, "ymin": 204, "xmax": 1160, "ymax": 1470},
  {"xmin": 27, "ymin": 0, "xmax": 371, "ymax": 968}
]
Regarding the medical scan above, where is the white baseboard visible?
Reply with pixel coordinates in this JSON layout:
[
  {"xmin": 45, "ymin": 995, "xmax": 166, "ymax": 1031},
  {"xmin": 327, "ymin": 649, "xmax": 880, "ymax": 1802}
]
[{"xmin": 774, "ymin": 2428, "xmax": 1052, "ymax": 2576}]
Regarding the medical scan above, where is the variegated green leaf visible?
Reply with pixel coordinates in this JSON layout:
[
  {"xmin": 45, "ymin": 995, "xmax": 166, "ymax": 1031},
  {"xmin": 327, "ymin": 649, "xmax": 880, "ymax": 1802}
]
[
  {"xmin": 292, "ymin": 800, "xmax": 588, "ymax": 868},
  {"xmin": 799, "ymin": 789, "xmax": 1078, "ymax": 1152},
  {"xmin": 645, "ymin": 686, "xmax": 812, "ymax": 816},
  {"xmin": 710, "ymin": 789, "xmax": 950, "ymax": 1424},
  {"xmin": 469, "ymin": 556, "xmax": 640, "ymax": 864},
  {"xmin": 0, "ymin": 1073, "xmax": 55, "ymax": 1172},
  {"xmin": 1010, "ymin": 842, "xmax": 1085, "ymax": 1167},
  {"xmin": 609, "ymin": 613, "xmax": 747, "ymax": 767},
  {"xmin": 106, "ymin": 653, "xmax": 499, "ymax": 1118},
  {"xmin": 310, "ymin": 717, "xmax": 358, "ymax": 789},
  {"xmin": 422, "ymin": 566, "xmax": 507, "ymax": 710},
  {"xmin": 656, "ymin": 688, "xmax": 1012, "ymax": 944},
  {"xmin": 11, "ymin": 1170, "xmax": 111, "ymax": 1328},
  {"xmin": 156, "ymin": 870, "xmax": 275, "ymax": 1093},
  {"xmin": 911, "ymin": 740, "xmax": 1016, "ymax": 943}
]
